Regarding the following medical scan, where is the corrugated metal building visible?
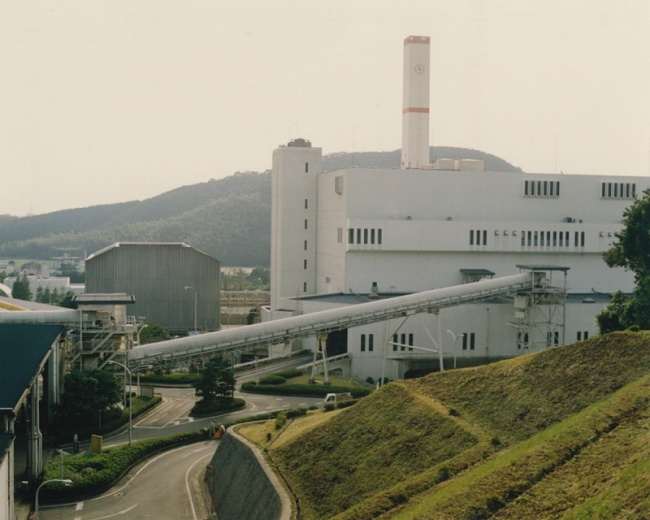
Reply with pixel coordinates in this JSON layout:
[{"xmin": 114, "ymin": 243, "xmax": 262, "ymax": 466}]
[{"xmin": 85, "ymin": 242, "xmax": 220, "ymax": 333}]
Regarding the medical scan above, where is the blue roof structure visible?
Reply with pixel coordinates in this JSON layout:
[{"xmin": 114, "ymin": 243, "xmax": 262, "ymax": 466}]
[{"xmin": 0, "ymin": 324, "xmax": 64, "ymax": 411}]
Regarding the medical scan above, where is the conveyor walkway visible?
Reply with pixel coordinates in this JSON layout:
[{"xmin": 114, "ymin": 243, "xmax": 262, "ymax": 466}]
[
  {"xmin": 127, "ymin": 272, "xmax": 533, "ymax": 368},
  {"xmin": 0, "ymin": 272, "xmax": 539, "ymax": 368}
]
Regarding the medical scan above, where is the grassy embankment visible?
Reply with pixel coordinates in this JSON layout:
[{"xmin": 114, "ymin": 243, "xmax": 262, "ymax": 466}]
[{"xmin": 238, "ymin": 331, "xmax": 650, "ymax": 519}]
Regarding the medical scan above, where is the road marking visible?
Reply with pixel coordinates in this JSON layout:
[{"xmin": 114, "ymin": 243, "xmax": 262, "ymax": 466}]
[
  {"xmin": 186, "ymin": 452, "xmax": 213, "ymax": 520},
  {"xmin": 181, "ymin": 447, "xmax": 211, "ymax": 460},
  {"xmin": 85, "ymin": 504, "xmax": 139, "ymax": 519}
]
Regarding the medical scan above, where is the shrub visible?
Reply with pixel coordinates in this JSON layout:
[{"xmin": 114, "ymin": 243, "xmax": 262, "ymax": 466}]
[
  {"xmin": 191, "ymin": 397, "xmax": 245, "ymax": 416},
  {"xmin": 259, "ymin": 375, "xmax": 286, "ymax": 385},
  {"xmin": 285, "ymin": 408, "xmax": 308, "ymax": 419},
  {"xmin": 275, "ymin": 412, "xmax": 287, "ymax": 430},
  {"xmin": 273, "ymin": 369, "xmax": 303, "ymax": 379}
]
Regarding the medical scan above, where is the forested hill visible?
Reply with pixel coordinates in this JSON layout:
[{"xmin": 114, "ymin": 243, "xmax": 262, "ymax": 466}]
[{"xmin": 0, "ymin": 147, "xmax": 521, "ymax": 266}]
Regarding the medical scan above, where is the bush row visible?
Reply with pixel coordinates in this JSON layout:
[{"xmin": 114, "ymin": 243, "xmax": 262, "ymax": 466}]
[
  {"xmin": 191, "ymin": 397, "xmax": 246, "ymax": 416},
  {"xmin": 41, "ymin": 430, "xmax": 205, "ymax": 501},
  {"xmin": 241, "ymin": 381, "xmax": 371, "ymax": 399}
]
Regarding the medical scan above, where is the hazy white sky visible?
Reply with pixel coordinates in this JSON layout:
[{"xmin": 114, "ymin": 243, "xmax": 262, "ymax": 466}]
[{"xmin": 1, "ymin": 1, "xmax": 649, "ymax": 216}]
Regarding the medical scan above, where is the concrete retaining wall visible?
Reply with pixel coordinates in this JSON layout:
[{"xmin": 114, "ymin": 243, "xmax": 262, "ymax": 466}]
[{"xmin": 210, "ymin": 430, "xmax": 291, "ymax": 520}]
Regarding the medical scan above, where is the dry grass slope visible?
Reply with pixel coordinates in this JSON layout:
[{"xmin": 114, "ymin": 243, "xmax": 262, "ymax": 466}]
[{"xmin": 268, "ymin": 331, "xmax": 650, "ymax": 519}]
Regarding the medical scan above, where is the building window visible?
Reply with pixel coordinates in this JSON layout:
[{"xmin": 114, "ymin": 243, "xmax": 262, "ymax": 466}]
[
  {"xmin": 470, "ymin": 230, "xmax": 474, "ymax": 246},
  {"xmin": 524, "ymin": 180, "xmax": 561, "ymax": 198},
  {"xmin": 304, "ymin": 240, "xmax": 308, "ymax": 251},
  {"xmin": 305, "ymin": 162, "xmax": 309, "ymax": 173},
  {"xmin": 304, "ymin": 259, "xmax": 307, "ymax": 269},
  {"xmin": 408, "ymin": 333, "xmax": 414, "ymax": 352},
  {"xmin": 369, "ymin": 334, "xmax": 374, "ymax": 352},
  {"xmin": 348, "ymin": 228, "xmax": 354, "ymax": 244},
  {"xmin": 357, "ymin": 229, "xmax": 362, "ymax": 244},
  {"xmin": 602, "ymin": 182, "xmax": 635, "ymax": 199},
  {"xmin": 371, "ymin": 229, "xmax": 375, "ymax": 244},
  {"xmin": 303, "ymin": 282, "xmax": 307, "ymax": 292},
  {"xmin": 517, "ymin": 332, "xmax": 529, "ymax": 349},
  {"xmin": 364, "ymin": 229, "xmax": 368, "ymax": 244},
  {"xmin": 378, "ymin": 229, "xmax": 382, "ymax": 245},
  {"xmin": 462, "ymin": 333, "xmax": 475, "ymax": 350},
  {"xmin": 393, "ymin": 334, "xmax": 398, "ymax": 351},
  {"xmin": 401, "ymin": 333, "xmax": 406, "ymax": 351},
  {"xmin": 360, "ymin": 334, "xmax": 366, "ymax": 352},
  {"xmin": 335, "ymin": 175, "xmax": 344, "ymax": 194},
  {"xmin": 304, "ymin": 219, "xmax": 308, "ymax": 230},
  {"xmin": 304, "ymin": 199, "xmax": 308, "ymax": 209}
]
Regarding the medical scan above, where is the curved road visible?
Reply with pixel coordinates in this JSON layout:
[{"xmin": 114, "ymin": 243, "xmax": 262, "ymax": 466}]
[
  {"xmin": 38, "ymin": 441, "xmax": 217, "ymax": 519},
  {"xmin": 37, "ymin": 358, "xmax": 324, "ymax": 519}
]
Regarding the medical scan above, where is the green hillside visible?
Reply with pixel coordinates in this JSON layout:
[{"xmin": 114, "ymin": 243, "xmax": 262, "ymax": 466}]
[
  {"xmin": 269, "ymin": 332, "xmax": 650, "ymax": 519},
  {"xmin": 0, "ymin": 147, "xmax": 521, "ymax": 266}
]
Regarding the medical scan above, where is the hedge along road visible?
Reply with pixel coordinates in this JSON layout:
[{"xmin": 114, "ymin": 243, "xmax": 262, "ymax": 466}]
[
  {"xmin": 38, "ymin": 361, "xmax": 323, "ymax": 518},
  {"xmin": 37, "ymin": 440, "xmax": 218, "ymax": 520}
]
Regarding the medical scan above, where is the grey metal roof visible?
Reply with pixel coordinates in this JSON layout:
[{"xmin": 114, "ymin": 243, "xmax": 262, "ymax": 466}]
[
  {"xmin": 0, "ymin": 324, "xmax": 64, "ymax": 410},
  {"xmin": 73, "ymin": 293, "xmax": 136, "ymax": 305},
  {"xmin": 517, "ymin": 264, "xmax": 571, "ymax": 272},
  {"xmin": 86, "ymin": 242, "xmax": 209, "ymax": 260},
  {"xmin": 0, "ymin": 297, "xmax": 64, "ymax": 312},
  {"xmin": 460, "ymin": 269, "xmax": 495, "ymax": 276}
]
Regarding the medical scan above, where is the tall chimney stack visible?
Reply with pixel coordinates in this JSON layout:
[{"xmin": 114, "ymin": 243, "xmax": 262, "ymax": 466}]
[{"xmin": 401, "ymin": 35, "xmax": 430, "ymax": 169}]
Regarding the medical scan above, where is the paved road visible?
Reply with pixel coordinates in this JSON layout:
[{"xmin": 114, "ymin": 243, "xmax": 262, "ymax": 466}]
[
  {"xmin": 35, "ymin": 356, "xmax": 322, "ymax": 519},
  {"xmin": 37, "ymin": 441, "xmax": 217, "ymax": 520}
]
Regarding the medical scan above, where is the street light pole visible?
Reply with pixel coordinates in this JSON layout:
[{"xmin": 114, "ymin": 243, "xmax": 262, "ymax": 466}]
[
  {"xmin": 136, "ymin": 323, "xmax": 148, "ymax": 345},
  {"xmin": 184, "ymin": 286, "xmax": 197, "ymax": 333},
  {"xmin": 108, "ymin": 360, "xmax": 132, "ymax": 445},
  {"xmin": 35, "ymin": 478, "xmax": 72, "ymax": 519},
  {"xmin": 446, "ymin": 330, "xmax": 464, "ymax": 369}
]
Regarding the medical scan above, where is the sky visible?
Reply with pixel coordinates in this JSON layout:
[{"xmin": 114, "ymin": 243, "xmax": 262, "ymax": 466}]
[{"xmin": 1, "ymin": 1, "xmax": 649, "ymax": 217}]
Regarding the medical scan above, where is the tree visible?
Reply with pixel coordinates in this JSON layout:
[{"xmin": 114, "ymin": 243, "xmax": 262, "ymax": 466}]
[
  {"xmin": 603, "ymin": 188, "xmax": 650, "ymax": 282},
  {"xmin": 57, "ymin": 370, "xmax": 123, "ymax": 430},
  {"xmin": 11, "ymin": 272, "xmax": 32, "ymax": 301},
  {"xmin": 59, "ymin": 291, "xmax": 76, "ymax": 309},
  {"xmin": 600, "ymin": 188, "xmax": 650, "ymax": 333},
  {"xmin": 193, "ymin": 355, "xmax": 235, "ymax": 404},
  {"xmin": 138, "ymin": 322, "xmax": 171, "ymax": 344}
]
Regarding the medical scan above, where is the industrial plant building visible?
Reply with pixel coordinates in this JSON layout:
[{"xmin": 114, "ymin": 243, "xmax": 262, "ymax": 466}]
[
  {"xmin": 85, "ymin": 242, "xmax": 221, "ymax": 333},
  {"xmin": 266, "ymin": 35, "xmax": 650, "ymax": 382}
]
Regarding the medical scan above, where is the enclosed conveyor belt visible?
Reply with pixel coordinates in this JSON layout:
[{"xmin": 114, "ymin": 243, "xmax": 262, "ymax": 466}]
[
  {"xmin": 0, "ymin": 309, "xmax": 81, "ymax": 325},
  {"xmin": 128, "ymin": 272, "xmax": 533, "ymax": 368}
]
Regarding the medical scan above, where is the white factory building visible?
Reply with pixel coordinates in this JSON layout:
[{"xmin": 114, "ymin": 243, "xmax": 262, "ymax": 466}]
[{"xmin": 266, "ymin": 35, "xmax": 649, "ymax": 382}]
